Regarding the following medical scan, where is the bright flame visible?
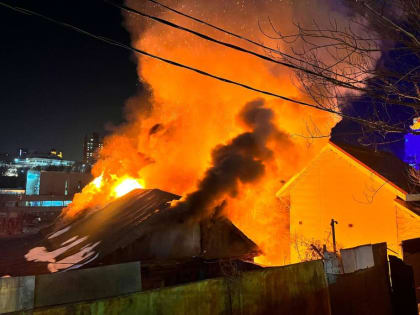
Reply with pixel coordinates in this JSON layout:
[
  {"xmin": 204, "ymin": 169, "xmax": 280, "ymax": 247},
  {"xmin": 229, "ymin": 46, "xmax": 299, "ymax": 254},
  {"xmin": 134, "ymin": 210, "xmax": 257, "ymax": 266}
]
[
  {"xmin": 92, "ymin": 174, "xmax": 103, "ymax": 189},
  {"xmin": 63, "ymin": 0, "xmax": 343, "ymax": 266},
  {"xmin": 113, "ymin": 177, "xmax": 145, "ymax": 197},
  {"xmin": 64, "ymin": 174, "xmax": 145, "ymax": 217}
]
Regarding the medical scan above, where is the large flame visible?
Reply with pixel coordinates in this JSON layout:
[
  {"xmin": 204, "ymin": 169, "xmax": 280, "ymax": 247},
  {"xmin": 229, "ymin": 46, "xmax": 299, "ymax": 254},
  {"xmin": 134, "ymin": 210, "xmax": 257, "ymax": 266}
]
[
  {"xmin": 64, "ymin": 174, "xmax": 145, "ymax": 217},
  {"xmin": 63, "ymin": 0, "xmax": 347, "ymax": 265},
  {"xmin": 113, "ymin": 177, "xmax": 145, "ymax": 197}
]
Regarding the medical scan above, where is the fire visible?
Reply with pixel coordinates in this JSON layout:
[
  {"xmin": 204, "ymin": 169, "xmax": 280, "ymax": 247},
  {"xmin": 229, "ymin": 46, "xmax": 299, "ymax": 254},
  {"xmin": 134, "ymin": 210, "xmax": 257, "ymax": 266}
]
[
  {"xmin": 92, "ymin": 174, "xmax": 103, "ymax": 189},
  {"xmin": 64, "ymin": 174, "xmax": 145, "ymax": 217},
  {"xmin": 63, "ymin": 0, "xmax": 341, "ymax": 266},
  {"xmin": 113, "ymin": 177, "xmax": 145, "ymax": 197}
]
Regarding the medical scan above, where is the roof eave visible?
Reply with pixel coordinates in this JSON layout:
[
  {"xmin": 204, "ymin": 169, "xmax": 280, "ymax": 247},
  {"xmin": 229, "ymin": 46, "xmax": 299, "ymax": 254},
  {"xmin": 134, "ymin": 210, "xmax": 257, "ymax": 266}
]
[
  {"xmin": 406, "ymin": 194, "xmax": 420, "ymax": 202},
  {"xmin": 394, "ymin": 197, "xmax": 420, "ymax": 218}
]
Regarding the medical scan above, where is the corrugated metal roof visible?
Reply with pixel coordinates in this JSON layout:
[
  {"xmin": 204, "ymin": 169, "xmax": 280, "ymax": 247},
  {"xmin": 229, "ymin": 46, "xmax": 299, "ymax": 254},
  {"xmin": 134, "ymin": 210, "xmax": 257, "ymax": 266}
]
[{"xmin": 1, "ymin": 189, "xmax": 259, "ymax": 276}]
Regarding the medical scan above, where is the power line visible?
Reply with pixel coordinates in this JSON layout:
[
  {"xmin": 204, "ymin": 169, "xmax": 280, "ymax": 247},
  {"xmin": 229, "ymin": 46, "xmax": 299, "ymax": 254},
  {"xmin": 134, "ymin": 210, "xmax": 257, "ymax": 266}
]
[
  {"xmin": 0, "ymin": 2, "xmax": 407, "ymax": 133},
  {"xmin": 0, "ymin": 3, "xmax": 326, "ymax": 110},
  {"xmin": 107, "ymin": 0, "xmax": 362, "ymax": 91},
  {"xmin": 141, "ymin": 0, "xmax": 359, "ymax": 84}
]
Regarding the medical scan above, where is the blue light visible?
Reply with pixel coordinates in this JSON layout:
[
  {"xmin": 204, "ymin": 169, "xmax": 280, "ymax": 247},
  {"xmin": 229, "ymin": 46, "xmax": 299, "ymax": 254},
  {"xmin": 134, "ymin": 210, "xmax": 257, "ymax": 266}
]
[
  {"xmin": 25, "ymin": 200, "xmax": 72, "ymax": 207},
  {"xmin": 404, "ymin": 130, "xmax": 420, "ymax": 170},
  {"xmin": 26, "ymin": 170, "xmax": 40, "ymax": 195}
]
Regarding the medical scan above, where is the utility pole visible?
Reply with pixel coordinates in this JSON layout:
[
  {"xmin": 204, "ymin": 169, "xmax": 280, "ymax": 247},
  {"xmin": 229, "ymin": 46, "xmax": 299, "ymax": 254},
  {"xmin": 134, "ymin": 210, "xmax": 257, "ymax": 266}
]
[{"xmin": 330, "ymin": 218, "xmax": 338, "ymax": 253}]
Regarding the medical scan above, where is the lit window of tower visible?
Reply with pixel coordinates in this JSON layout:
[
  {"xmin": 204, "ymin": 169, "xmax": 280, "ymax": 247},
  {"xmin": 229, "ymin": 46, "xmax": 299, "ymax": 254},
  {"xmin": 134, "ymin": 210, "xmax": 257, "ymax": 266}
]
[{"xmin": 83, "ymin": 132, "xmax": 103, "ymax": 166}]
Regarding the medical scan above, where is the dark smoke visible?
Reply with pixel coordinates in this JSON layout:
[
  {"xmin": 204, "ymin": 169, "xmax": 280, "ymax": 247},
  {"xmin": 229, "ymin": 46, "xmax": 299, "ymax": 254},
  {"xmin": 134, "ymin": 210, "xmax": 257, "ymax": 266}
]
[{"xmin": 171, "ymin": 98, "xmax": 292, "ymax": 223}]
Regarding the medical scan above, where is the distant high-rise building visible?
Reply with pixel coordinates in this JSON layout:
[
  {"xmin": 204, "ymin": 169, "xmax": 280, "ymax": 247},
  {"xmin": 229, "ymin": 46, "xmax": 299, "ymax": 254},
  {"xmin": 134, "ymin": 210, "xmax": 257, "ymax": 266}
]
[{"xmin": 83, "ymin": 133, "xmax": 103, "ymax": 165}]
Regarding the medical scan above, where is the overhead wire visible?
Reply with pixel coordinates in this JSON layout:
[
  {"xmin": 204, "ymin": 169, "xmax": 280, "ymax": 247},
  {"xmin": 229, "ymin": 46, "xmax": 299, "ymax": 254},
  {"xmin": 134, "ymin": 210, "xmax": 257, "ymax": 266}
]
[
  {"xmin": 0, "ymin": 2, "xmax": 407, "ymax": 133},
  {"xmin": 106, "ymin": 0, "xmax": 363, "ymax": 91},
  {"xmin": 141, "ymin": 0, "xmax": 361, "ymax": 84}
]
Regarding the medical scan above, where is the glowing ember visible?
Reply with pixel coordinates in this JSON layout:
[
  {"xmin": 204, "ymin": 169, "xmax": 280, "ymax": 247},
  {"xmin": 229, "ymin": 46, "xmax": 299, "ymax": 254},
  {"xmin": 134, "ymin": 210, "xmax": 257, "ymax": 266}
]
[{"xmin": 113, "ymin": 177, "xmax": 145, "ymax": 197}]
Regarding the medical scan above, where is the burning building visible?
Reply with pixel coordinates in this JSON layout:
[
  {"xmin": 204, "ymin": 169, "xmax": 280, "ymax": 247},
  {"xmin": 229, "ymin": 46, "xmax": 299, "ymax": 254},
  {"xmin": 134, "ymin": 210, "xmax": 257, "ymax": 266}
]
[
  {"xmin": 59, "ymin": 0, "xmax": 352, "ymax": 267},
  {"xmin": 0, "ymin": 188, "xmax": 261, "ymax": 289}
]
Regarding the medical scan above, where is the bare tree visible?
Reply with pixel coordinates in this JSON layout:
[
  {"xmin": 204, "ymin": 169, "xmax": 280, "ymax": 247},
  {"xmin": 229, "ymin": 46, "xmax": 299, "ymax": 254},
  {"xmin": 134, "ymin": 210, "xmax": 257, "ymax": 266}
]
[
  {"xmin": 409, "ymin": 167, "xmax": 420, "ymax": 185},
  {"xmin": 261, "ymin": 0, "xmax": 420, "ymax": 137}
]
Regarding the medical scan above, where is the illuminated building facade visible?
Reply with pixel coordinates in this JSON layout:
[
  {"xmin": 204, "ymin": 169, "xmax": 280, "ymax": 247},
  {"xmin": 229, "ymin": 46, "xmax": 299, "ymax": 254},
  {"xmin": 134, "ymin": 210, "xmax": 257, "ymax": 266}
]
[
  {"xmin": 0, "ymin": 170, "xmax": 92, "ymax": 235},
  {"xmin": 278, "ymin": 141, "xmax": 420, "ymax": 263},
  {"xmin": 83, "ymin": 133, "xmax": 103, "ymax": 166},
  {"xmin": 404, "ymin": 117, "xmax": 420, "ymax": 169},
  {"xmin": 1, "ymin": 149, "xmax": 73, "ymax": 180},
  {"xmin": 11, "ymin": 148, "xmax": 73, "ymax": 169},
  {"xmin": 14, "ymin": 157, "xmax": 74, "ymax": 168},
  {"xmin": 25, "ymin": 170, "xmax": 91, "ymax": 196}
]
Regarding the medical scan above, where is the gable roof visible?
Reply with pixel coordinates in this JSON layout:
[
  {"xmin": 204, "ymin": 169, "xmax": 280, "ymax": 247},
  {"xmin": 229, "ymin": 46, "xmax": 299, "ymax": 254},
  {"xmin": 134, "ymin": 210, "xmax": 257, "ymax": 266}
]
[
  {"xmin": 329, "ymin": 140, "xmax": 420, "ymax": 200},
  {"xmin": 1, "ymin": 189, "xmax": 260, "ymax": 276},
  {"xmin": 277, "ymin": 140, "xmax": 420, "ymax": 202}
]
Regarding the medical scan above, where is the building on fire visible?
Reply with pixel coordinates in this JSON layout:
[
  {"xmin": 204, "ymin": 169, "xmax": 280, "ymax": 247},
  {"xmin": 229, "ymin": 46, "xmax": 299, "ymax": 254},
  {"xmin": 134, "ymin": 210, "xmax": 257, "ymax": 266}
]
[
  {"xmin": 0, "ymin": 188, "xmax": 261, "ymax": 290},
  {"xmin": 277, "ymin": 140, "xmax": 420, "ymax": 263}
]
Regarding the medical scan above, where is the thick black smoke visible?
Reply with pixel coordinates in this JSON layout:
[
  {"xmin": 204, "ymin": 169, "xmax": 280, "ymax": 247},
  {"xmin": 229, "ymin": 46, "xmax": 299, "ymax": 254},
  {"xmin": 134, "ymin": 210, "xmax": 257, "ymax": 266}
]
[{"xmin": 170, "ymin": 98, "xmax": 291, "ymax": 223}]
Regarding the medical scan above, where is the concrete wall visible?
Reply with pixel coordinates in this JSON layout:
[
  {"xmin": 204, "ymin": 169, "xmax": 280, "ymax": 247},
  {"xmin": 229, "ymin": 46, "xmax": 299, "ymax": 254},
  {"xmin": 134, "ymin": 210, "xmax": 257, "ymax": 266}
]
[
  {"xmin": 34, "ymin": 262, "xmax": 141, "ymax": 308},
  {"xmin": 0, "ymin": 262, "xmax": 140, "ymax": 314},
  {"xmin": 229, "ymin": 261, "xmax": 331, "ymax": 315},
  {"xmin": 24, "ymin": 260, "xmax": 331, "ymax": 315},
  {"xmin": 0, "ymin": 275, "xmax": 35, "ymax": 313}
]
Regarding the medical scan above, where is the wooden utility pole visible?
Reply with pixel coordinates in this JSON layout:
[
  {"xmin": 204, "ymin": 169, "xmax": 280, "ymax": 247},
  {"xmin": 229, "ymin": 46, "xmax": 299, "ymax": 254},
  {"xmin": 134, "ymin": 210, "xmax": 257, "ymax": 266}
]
[{"xmin": 330, "ymin": 218, "xmax": 338, "ymax": 253}]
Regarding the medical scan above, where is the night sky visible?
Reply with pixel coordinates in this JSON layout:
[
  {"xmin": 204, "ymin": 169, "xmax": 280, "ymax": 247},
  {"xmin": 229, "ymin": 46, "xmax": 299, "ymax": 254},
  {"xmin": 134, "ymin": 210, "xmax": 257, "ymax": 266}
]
[
  {"xmin": 1, "ymin": 0, "xmax": 139, "ymax": 161},
  {"xmin": 1, "ymin": 1, "xmax": 417, "ymax": 163}
]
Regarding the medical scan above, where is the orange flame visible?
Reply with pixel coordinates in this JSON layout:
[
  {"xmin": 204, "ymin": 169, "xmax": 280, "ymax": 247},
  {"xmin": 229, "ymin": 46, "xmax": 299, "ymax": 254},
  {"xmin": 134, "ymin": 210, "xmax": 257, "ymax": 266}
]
[
  {"xmin": 63, "ymin": 0, "xmax": 339, "ymax": 266},
  {"xmin": 113, "ymin": 177, "xmax": 145, "ymax": 197},
  {"xmin": 92, "ymin": 174, "xmax": 103, "ymax": 189},
  {"xmin": 64, "ymin": 174, "xmax": 145, "ymax": 217}
]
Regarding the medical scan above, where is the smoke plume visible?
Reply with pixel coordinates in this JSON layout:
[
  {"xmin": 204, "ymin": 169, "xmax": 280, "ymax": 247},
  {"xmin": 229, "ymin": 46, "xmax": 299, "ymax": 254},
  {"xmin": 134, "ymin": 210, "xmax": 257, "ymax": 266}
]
[
  {"xmin": 66, "ymin": 0, "xmax": 371, "ymax": 264},
  {"xmin": 171, "ymin": 99, "xmax": 292, "ymax": 222}
]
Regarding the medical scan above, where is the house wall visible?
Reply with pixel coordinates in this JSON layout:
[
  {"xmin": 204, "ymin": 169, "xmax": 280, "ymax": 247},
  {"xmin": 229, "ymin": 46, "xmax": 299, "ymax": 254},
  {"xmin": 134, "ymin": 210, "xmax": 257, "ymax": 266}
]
[
  {"xmin": 396, "ymin": 206, "xmax": 420, "ymax": 245},
  {"xmin": 289, "ymin": 147, "xmax": 410, "ymax": 263}
]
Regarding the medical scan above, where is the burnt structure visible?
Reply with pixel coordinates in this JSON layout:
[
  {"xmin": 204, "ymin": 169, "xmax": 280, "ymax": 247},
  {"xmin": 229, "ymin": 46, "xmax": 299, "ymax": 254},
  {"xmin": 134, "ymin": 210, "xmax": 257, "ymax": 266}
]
[{"xmin": 0, "ymin": 189, "xmax": 261, "ymax": 289}]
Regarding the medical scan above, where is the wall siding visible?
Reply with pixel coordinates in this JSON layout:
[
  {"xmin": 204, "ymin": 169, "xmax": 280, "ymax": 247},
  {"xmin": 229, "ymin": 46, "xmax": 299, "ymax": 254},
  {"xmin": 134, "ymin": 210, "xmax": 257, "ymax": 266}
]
[{"xmin": 290, "ymin": 148, "xmax": 402, "ymax": 262}]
